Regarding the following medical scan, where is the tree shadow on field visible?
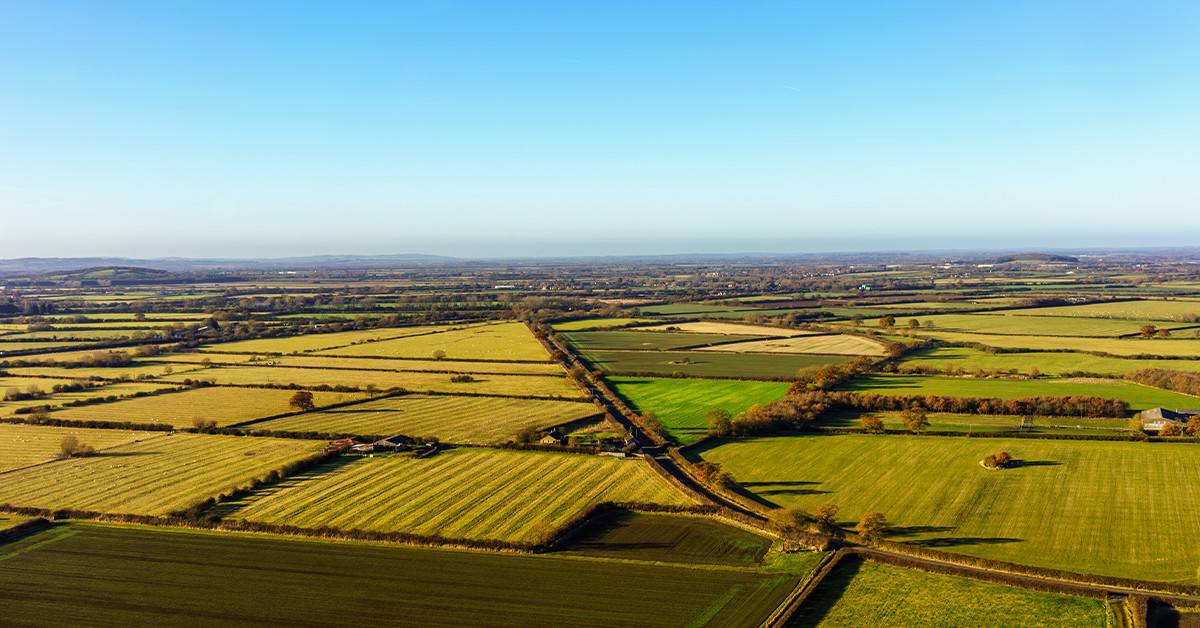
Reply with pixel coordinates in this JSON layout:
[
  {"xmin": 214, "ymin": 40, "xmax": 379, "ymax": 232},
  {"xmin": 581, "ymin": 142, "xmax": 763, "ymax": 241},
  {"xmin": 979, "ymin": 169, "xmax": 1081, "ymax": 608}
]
[
  {"xmin": 1009, "ymin": 459, "xmax": 1061, "ymax": 468},
  {"xmin": 786, "ymin": 556, "xmax": 864, "ymax": 628},
  {"xmin": 887, "ymin": 524, "xmax": 956, "ymax": 538},
  {"xmin": 911, "ymin": 536, "xmax": 1022, "ymax": 548},
  {"xmin": 85, "ymin": 451, "xmax": 159, "ymax": 458}
]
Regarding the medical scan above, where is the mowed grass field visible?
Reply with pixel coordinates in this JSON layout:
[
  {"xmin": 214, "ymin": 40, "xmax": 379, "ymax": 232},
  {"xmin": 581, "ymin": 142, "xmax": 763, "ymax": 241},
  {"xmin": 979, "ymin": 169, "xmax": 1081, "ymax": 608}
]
[
  {"xmin": 0, "ymin": 524, "xmax": 801, "ymax": 628},
  {"xmin": 563, "ymin": 511, "xmax": 776, "ymax": 566},
  {"xmin": 899, "ymin": 346, "xmax": 1200, "ymax": 376},
  {"xmin": 872, "ymin": 313, "xmax": 1190, "ymax": 337},
  {"xmin": 154, "ymin": 352, "xmax": 563, "ymax": 374},
  {"xmin": 219, "ymin": 448, "xmax": 693, "ymax": 542},
  {"xmin": 0, "ymin": 423, "xmax": 156, "ymax": 472},
  {"xmin": 562, "ymin": 330, "xmax": 764, "ymax": 351},
  {"xmin": 608, "ymin": 376, "xmax": 790, "ymax": 445},
  {"xmin": 638, "ymin": 321, "xmax": 815, "ymax": 336},
  {"xmin": 818, "ymin": 411, "xmax": 1129, "ymax": 435},
  {"xmin": 0, "ymin": 379, "xmax": 177, "ymax": 416},
  {"xmin": 49, "ymin": 386, "xmax": 366, "ymax": 428},
  {"xmin": 912, "ymin": 330, "xmax": 1200, "ymax": 357},
  {"xmin": 202, "ymin": 326, "xmax": 450, "ymax": 354},
  {"xmin": 0, "ymin": 433, "xmax": 319, "ymax": 515},
  {"xmin": 581, "ymin": 349, "xmax": 850, "ymax": 379},
  {"xmin": 701, "ymin": 434, "xmax": 1200, "ymax": 581},
  {"xmin": 161, "ymin": 366, "xmax": 584, "ymax": 398},
  {"xmin": 7, "ymin": 362, "xmax": 202, "ymax": 379},
  {"xmin": 315, "ymin": 322, "xmax": 550, "ymax": 362},
  {"xmin": 699, "ymin": 334, "xmax": 887, "ymax": 357},
  {"xmin": 550, "ymin": 317, "xmax": 656, "ymax": 331},
  {"xmin": 792, "ymin": 558, "xmax": 1105, "ymax": 627},
  {"xmin": 840, "ymin": 373, "xmax": 1200, "ymax": 412},
  {"xmin": 1005, "ymin": 300, "xmax": 1200, "ymax": 321},
  {"xmin": 254, "ymin": 394, "xmax": 599, "ymax": 443}
]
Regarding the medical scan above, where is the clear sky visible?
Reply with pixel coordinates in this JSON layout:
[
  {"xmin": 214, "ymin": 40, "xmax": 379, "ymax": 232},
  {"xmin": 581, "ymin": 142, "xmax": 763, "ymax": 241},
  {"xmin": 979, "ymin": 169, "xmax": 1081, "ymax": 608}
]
[{"xmin": 1, "ymin": 1, "xmax": 1197, "ymax": 258}]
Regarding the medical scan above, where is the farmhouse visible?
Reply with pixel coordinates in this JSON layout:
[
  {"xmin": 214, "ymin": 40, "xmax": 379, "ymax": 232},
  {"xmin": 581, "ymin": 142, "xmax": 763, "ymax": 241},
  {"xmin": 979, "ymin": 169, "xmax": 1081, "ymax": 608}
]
[
  {"xmin": 373, "ymin": 435, "xmax": 413, "ymax": 451},
  {"xmin": 538, "ymin": 430, "xmax": 566, "ymax": 446},
  {"xmin": 1138, "ymin": 408, "xmax": 1200, "ymax": 432}
]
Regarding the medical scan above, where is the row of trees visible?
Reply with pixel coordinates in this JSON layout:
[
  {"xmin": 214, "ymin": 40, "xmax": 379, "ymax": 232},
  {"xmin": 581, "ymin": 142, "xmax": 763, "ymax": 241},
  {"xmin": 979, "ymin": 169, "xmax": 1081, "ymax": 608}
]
[
  {"xmin": 1126, "ymin": 368, "xmax": 1200, "ymax": 397},
  {"xmin": 814, "ymin": 391, "xmax": 1128, "ymax": 418}
]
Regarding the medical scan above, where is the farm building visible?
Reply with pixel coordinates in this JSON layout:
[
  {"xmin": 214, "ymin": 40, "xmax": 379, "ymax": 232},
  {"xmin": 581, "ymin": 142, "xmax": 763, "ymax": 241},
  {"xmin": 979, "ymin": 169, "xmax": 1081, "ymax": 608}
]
[
  {"xmin": 1138, "ymin": 408, "xmax": 1200, "ymax": 432},
  {"xmin": 538, "ymin": 430, "xmax": 566, "ymax": 446}
]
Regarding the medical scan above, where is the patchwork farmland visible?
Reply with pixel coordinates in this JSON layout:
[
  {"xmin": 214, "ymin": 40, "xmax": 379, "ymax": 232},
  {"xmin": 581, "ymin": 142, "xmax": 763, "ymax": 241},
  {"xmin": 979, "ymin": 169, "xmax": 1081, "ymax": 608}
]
[{"xmin": 3, "ymin": 260, "xmax": 1200, "ymax": 623}]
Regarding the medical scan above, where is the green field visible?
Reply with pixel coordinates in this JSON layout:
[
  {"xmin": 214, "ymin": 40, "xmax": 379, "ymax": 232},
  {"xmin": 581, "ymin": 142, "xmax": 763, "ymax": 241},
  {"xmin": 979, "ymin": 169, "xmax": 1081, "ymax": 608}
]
[
  {"xmin": 792, "ymin": 558, "xmax": 1105, "ymax": 626},
  {"xmin": 699, "ymin": 334, "xmax": 886, "ymax": 357},
  {"xmin": 899, "ymin": 346, "xmax": 1200, "ymax": 376},
  {"xmin": 0, "ymin": 524, "xmax": 803, "ymax": 627},
  {"xmin": 203, "ymin": 326, "xmax": 447, "ymax": 354},
  {"xmin": 315, "ymin": 322, "xmax": 550, "ymax": 361},
  {"xmin": 581, "ymin": 349, "xmax": 850, "ymax": 379},
  {"xmin": 1005, "ymin": 300, "xmax": 1200, "ymax": 321},
  {"xmin": 49, "ymin": 386, "xmax": 366, "ymax": 428},
  {"xmin": 563, "ymin": 510, "xmax": 775, "ymax": 566},
  {"xmin": 0, "ymin": 423, "xmax": 157, "ymax": 472},
  {"xmin": 253, "ymin": 394, "xmax": 599, "ymax": 443},
  {"xmin": 563, "ymin": 330, "xmax": 763, "ymax": 351},
  {"xmin": 639, "ymin": 303, "xmax": 752, "ymax": 315},
  {"xmin": 701, "ymin": 434, "xmax": 1200, "ymax": 581},
  {"xmin": 608, "ymin": 376, "xmax": 791, "ymax": 444},
  {"xmin": 871, "ymin": 313, "xmax": 1189, "ymax": 337},
  {"xmin": 913, "ymin": 330, "xmax": 1200, "ymax": 357},
  {"xmin": 0, "ymin": 433, "xmax": 319, "ymax": 515},
  {"xmin": 551, "ymin": 317, "xmax": 656, "ymax": 331},
  {"xmin": 818, "ymin": 410, "xmax": 1129, "ymax": 435},
  {"xmin": 0, "ymin": 379, "xmax": 176, "ymax": 416},
  {"xmin": 840, "ymin": 374, "xmax": 1200, "ymax": 413},
  {"xmin": 161, "ymin": 366, "xmax": 584, "ymax": 398},
  {"xmin": 219, "ymin": 448, "xmax": 692, "ymax": 542}
]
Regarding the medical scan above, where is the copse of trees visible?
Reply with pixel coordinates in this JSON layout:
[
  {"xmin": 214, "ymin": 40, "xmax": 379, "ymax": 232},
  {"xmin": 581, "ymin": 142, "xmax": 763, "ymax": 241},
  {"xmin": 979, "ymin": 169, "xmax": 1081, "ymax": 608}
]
[
  {"xmin": 788, "ymin": 357, "xmax": 875, "ymax": 393},
  {"xmin": 730, "ymin": 393, "xmax": 831, "ymax": 435},
  {"xmin": 981, "ymin": 451, "xmax": 1013, "ymax": 469},
  {"xmin": 1126, "ymin": 368, "xmax": 1200, "ymax": 397},
  {"xmin": 58, "ymin": 435, "xmax": 95, "ymax": 459}
]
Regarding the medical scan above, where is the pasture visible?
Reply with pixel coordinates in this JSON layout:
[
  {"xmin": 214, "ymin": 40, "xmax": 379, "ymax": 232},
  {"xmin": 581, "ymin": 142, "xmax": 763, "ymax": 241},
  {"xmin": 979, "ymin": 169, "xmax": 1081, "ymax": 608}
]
[
  {"xmin": 840, "ymin": 373, "xmax": 1200, "ymax": 412},
  {"xmin": 563, "ymin": 510, "xmax": 776, "ymax": 566},
  {"xmin": 792, "ymin": 558, "xmax": 1105, "ymax": 626},
  {"xmin": 253, "ymin": 394, "xmax": 599, "ymax": 443},
  {"xmin": 314, "ymin": 322, "xmax": 550, "ymax": 362},
  {"xmin": 638, "ymin": 321, "xmax": 814, "ymax": 336},
  {"xmin": 49, "ymin": 386, "xmax": 366, "ymax": 428},
  {"xmin": 561, "ymin": 330, "xmax": 759, "ymax": 351},
  {"xmin": 818, "ymin": 411, "xmax": 1129, "ymax": 435},
  {"xmin": 699, "ymin": 334, "xmax": 886, "ymax": 357},
  {"xmin": 0, "ymin": 379, "xmax": 176, "ymax": 416},
  {"xmin": 1005, "ymin": 299, "xmax": 1200, "ymax": 321},
  {"xmin": 203, "ymin": 326, "xmax": 446, "ymax": 354},
  {"xmin": 270, "ymin": 354, "xmax": 564, "ymax": 375},
  {"xmin": 898, "ymin": 346, "xmax": 1200, "ymax": 376},
  {"xmin": 875, "ymin": 313, "xmax": 1186, "ymax": 337},
  {"xmin": 912, "ymin": 330, "xmax": 1200, "ymax": 357},
  {"xmin": 607, "ymin": 376, "xmax": 790, "ymax": 444},
  {"xmin": 219, "ymin": 448, "xmax": 692, "ymax": 542},
  {"xmin": 0, "ymin": 433, "xmax": 319, "ymax": 515},
  {"xmin": 701, "ymin": 434, "xmax": 1200, "ymax": 581},
  {"xmin": 0, "ymin": 523, "xmax": 800, "ymax": 628},
  {"xmin": 581, "ymin": 349, "xmax": 850, "ymax": 379},
  {"xmin": 0, "ymin": 423, "xmax": 155, "ymax": 472},
  {"xmin": 550, "ymin": 317, "xmax": 655, "ymax": 331},
  {"xmin": 161, "ymin": 366, "xmax": 584, "ymax": 398},
  {"xmin": 7, "ymin": 362, "xmax": 201, "ymax": 379}
]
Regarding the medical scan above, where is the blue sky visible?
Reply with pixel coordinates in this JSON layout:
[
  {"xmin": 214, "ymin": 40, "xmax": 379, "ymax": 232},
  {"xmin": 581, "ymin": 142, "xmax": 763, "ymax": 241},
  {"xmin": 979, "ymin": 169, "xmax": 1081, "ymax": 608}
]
[{"xmin": 1, "ymin": 1, "xmax": 1197, "ymax": 258}]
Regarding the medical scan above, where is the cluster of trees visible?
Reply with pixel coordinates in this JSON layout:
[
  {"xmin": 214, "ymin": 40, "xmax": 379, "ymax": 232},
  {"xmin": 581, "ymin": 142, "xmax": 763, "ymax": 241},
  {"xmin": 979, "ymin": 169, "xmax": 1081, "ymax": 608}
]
[
  {"xmin": 981, "ymin": 451, "xmax": 1013, "ymax": 469},
  {"xmin": 2, "ymin": 380, "xmax": 93, "ymax": 402},
  {"xmin": 58, "ymin": 435, "xmax": 95, "ymax": 459},
  {"xmin": 1140, "ymin": 325, "xmax": 1172, "ymax": 338},
  {"xmin": 860, "ymin": 407, "xmax": 928, "ymax": 433},
  {"xmin": 811, "ymin": 391, "xmax": 1128, "ymax": 418},
  {"xmin": 449, "ymin": 374, "xmax": 477, "ymax": 383},
  {"xmin": 1126, "ymin": 368, "xmax": 1200, "ymax": 396},
  {"xmin": 788, "ymin": 357, "xmax": 876, "ymax": 392},
  {"xmin": 1153, "ymin": 418, "xmax": 1200, "ymax": 437},
  {"xmin": 713, "ymin": 393, "xmax": 832, "ymax": 436}
]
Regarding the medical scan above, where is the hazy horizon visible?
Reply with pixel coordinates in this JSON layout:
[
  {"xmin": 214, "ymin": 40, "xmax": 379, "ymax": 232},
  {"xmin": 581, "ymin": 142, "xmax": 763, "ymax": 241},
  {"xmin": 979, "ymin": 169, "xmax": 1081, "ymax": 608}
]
[{"xmin": 3, "ymin": 1, "xmax": 1198, "ymax": 258}]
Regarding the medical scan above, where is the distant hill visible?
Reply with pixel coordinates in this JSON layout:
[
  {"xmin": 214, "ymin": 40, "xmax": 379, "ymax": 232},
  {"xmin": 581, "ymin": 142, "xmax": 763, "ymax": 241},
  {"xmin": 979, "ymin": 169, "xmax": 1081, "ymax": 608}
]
[
  {"xmin": 0, "ymin": 254, "xmax": 459, "ymax": 276},
  {"xmin": 991, "ymin": 253, "xmax": 1079, "ymax": 264}
]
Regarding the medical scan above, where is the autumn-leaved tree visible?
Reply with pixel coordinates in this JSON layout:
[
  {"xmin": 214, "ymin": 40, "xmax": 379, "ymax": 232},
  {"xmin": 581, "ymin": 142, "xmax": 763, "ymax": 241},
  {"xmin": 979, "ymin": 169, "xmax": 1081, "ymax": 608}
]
[
  {"xmin": 1160, "ymin": 422, "xmax": 1183, "ymax": 437},
  {"xmin": 706, "ymin": 408, "xmax": 733, "ymax": 438},
  {"xmin": 812, "ymin": 503, "xmax": 840, "ymax": 532},
  {"xmin": 289, "ymin": 390, "xmax": 316, "ymax": 412},
  {"xmin": 879, "ymin": 315, "xmax": 896, "ymax": 329},
  {"xmin": 856, "ymin": 512, "xmax": 888, "ymax": 542},
  {"xmin": 860, "ymin": 414, "xmax": 885, "ymax": 434},
  {"xmin": 901, "ymin": 406, "xmax": 929, "ymax": 434}
]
